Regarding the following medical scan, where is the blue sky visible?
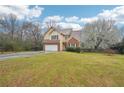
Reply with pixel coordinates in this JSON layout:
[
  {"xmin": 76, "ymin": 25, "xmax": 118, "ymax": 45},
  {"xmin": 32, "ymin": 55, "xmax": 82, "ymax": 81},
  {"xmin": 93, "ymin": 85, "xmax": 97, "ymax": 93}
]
[
  {"xmin": 40, "ymin": 5, "xmax": 119, "ymax": 18},
  {"xmin": 0, "ymin": 5, "xmax": 124, "ymax": 30},
  {"xmin": 39, "ymin": 5, "xmax": 123, "ymax": 30}
]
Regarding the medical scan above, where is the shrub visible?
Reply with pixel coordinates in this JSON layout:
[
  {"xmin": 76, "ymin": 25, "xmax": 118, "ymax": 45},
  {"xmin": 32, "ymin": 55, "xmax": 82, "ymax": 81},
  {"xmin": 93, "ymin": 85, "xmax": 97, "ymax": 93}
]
[
  {"xmin": 80, "ymin": 48, "xmax": 118, "ymax": 55},
  {"xmin": 111, "ymin": 45, "xmax": 124, "ymax": 54},
  {"xmin": 80, "ymin": 48, "xmax": 103, "ymax": 53},
  {"xmin": 103, "ymin": 48, "xmax": 118, "ymax": 56},
  {"xmin": 110, "ymin": 39, "xmax": 124, "ymax": 54},
  {"xmin": 66, "ymin": 47, "xmax": 81, "ymax": 53}
]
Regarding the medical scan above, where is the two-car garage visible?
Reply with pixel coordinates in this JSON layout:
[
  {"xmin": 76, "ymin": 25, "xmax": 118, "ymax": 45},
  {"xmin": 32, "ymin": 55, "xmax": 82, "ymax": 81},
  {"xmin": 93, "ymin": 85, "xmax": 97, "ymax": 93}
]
[{"xmin": 44, "ymin": 45, "xmax": 58, "ymax": 51}]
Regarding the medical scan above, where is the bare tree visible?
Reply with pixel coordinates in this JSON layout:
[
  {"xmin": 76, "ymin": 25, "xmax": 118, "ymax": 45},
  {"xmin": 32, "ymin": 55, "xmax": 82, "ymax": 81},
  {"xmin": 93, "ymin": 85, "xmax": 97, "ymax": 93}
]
[
  {"xmin": 81, "ymin": 19, "xmax": 121, "ymax": 49},
  {"xmin": 0, "ymin": 13, "xmax": 43, "ymax": 51},
  {"xmin": 45, "ymin": 20, "xmax": 57, "ymax": 29},
  {"xmin": 21, "ymin": 22, "xmax": 43, "ymax": 49},
  {"xmin": 31, "ymin": 23, "xmax": 43, "ymax": 45},
  {"xmin": 9, "ymin": 14, "xmax": 17, "ymax": 39},
  {"xmin": 0, "ymin": 13, "xmax": 17, "ymax": 40},
  {"xmin": 17, "ymin": 21, "xmax": 30, "ymax": 41}
]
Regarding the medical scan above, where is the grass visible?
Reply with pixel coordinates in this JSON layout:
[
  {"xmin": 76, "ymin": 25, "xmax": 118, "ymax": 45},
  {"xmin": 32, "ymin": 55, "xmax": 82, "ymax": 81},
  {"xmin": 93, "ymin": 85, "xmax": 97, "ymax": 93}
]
[
  {"xmin": 0, "ymin": 51, "xmax": 14, "ymax": 54},
  {"xmin": 0, "ymin": 52, "xmax": 124, "ymax": 87}
]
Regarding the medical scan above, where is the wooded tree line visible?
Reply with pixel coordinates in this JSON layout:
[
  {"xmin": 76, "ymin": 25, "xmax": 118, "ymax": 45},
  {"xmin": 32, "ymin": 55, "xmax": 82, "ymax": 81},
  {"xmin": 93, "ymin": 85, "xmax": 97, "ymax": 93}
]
[
  {"xmin": 0, "ymin": 13, "xmax": 124, "ymax": 53},
  {"xmin": 0, "ymin": 13, "xmax": 43, "ymax": 51}
]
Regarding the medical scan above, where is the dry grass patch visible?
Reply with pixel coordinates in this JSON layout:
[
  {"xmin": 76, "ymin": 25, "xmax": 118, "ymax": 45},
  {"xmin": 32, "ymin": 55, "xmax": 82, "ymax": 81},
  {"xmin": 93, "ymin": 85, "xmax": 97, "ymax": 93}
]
[{"xmin": 0, "ymin": 52, "xmax": 124, "ymax": 86}]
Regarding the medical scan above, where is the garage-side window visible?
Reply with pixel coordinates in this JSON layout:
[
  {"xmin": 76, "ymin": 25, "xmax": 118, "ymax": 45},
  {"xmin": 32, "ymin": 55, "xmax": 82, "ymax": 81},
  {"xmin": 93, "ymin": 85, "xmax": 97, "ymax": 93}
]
[
  {"xmin": 51, "ymin": 35, "xmax": 58, "ymax": 40},
  {"xmin": 69, "ymin": 43, "xmax": 77, "ymax": 47}
]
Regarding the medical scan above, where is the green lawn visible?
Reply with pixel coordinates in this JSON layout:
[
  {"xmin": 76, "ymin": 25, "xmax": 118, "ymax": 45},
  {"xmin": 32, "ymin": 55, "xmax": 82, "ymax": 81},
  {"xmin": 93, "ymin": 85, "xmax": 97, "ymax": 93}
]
[{"xmin": 0, "ymin": 52, "xmax": 124, "ymax": 87}]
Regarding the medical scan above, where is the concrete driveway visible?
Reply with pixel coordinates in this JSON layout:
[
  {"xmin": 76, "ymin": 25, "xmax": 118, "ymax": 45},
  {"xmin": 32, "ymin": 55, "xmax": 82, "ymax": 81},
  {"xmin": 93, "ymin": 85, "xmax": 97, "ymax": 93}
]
[{"xmin": 0, "ymin": 51, "xmax": 44, "ymax": 61}]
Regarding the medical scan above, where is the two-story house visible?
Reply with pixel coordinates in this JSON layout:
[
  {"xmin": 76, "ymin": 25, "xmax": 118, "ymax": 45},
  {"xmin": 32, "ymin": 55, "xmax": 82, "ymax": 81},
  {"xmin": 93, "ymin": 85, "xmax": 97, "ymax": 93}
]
[{"xmin": 43, "ymin": 27, "xmax": 81, "ymax": 51}]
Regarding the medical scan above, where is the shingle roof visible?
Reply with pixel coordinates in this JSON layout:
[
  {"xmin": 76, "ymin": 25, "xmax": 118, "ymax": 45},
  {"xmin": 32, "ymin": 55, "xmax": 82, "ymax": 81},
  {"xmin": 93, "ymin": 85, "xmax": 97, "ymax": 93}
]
[
  {"xmin": 58, "ymin": 28, "xmax": 82, "ymax": 41},
  {"xmin": 58, "ymin": 28, "xmax": 72, "ymax": 35},
  {"xmin": 71, "ymin": 31, "xmax": 81, "ymax": 41}
]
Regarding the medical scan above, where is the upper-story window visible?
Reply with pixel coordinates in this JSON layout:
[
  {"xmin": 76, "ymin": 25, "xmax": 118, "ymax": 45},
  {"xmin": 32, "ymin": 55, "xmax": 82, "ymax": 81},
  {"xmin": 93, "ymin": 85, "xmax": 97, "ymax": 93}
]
[
  {"xmin": 51, "ymin": 35, "xmax": 58, "ymax": 40},
  {"xmin": 65, "ymin": 35, "xmax": 69, "ymax": 39}
]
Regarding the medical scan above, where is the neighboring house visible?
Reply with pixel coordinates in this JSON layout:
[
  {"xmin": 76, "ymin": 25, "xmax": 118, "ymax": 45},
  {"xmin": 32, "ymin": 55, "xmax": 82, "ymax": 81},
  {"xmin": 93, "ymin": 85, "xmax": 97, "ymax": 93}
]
[{"xmin": 43, "ymin": 27, "xmax": 81, "ymax": 51}]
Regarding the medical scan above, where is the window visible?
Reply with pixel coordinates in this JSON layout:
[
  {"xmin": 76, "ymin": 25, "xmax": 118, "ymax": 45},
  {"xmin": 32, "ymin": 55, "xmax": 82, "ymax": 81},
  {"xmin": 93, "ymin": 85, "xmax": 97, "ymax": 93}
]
[
  {"xmin": 51, "ymin": 35, "xmax": 58, "ymax": 40},
  {"xmin": 69, "ymin": 43, "xmax": 77, "ymax": 47},
  {"xmin": 65, "ymin": 35, "xmax": 69, "ymax": 39}
]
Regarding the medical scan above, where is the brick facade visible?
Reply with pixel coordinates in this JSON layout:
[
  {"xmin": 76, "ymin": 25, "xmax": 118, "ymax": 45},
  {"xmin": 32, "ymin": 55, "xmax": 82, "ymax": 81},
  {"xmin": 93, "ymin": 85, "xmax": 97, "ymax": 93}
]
[{"xmin": 67, "ymin": 37, "xmax": 80, "ymax": 47}]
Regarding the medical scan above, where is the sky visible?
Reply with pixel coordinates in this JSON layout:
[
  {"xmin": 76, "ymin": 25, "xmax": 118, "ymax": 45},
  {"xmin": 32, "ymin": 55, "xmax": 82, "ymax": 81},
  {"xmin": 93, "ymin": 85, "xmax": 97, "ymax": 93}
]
[
  {"xmin": 40, "ymin": 5, "xmax": 118, "ymax": 18},
  {"xmin": 0, "ymin": 5, "xmax": 124, "ymax": 30}
]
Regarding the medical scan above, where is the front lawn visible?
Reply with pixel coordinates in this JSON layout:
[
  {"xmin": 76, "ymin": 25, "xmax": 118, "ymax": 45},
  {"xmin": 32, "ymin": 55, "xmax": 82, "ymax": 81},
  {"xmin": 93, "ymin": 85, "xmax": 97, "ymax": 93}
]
[{"xmin": 0, "ymin": 52, "xmax": 124, "ymax": 86}]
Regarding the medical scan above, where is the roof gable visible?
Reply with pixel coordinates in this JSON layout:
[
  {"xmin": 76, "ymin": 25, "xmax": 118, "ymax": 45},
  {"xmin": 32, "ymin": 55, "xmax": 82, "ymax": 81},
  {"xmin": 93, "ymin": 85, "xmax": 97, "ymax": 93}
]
[
  {"xmin": 44, "ymin": 27, "xmax": 82, "ymax": 41},
  {"xmin": 59, "ymin": 28, "xmax": 72, "ymax": 35},
  {"xmin": 68, "ymin": 37, "xmax": 79, "ymax": 42},
  {"xmin": 44, "ymin": 27, "xmax": 60, "ymax": 37}
]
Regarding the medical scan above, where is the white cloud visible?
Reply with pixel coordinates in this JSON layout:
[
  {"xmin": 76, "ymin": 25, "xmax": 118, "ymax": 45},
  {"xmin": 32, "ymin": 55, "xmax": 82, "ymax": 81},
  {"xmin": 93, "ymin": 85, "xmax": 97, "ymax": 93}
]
[
  {"xmin": 80, "ymin": 17, "xmax": 98, "ymax": 24},
  {"xmin": 65, "ymin": 16, "xmax": 79, "ymax": 23},
  {"xmin": 43, "ymin": 15, "xmax": 64, "ymax": 23},
  {"xmin": 0, "ymin": 5, "xmax": 44, "ymax": 20},
  {"xmin": 97, "ymin": 6, "xmax": 124, "ymax": 24},
  {"xmin": 98, "ymin": 6, "xmax": 124, "ymax": 19},
  {"xmin": 28, "ymin": 6, "xmax": 44, "ymax": 19},
  {"xmin": 80, "ymin": 6, "xmax": 124, "ymax": 25},
  {"xmin": 58, "ymin": 22, "xmax": 82, "ymax": 30},
  {"xmin": 62, "ymin": 6, "xmax": 124, "ymax": 29},
  {"xmin": 43, "ymin": 16, "xmax": 82, "ymax": 30}
]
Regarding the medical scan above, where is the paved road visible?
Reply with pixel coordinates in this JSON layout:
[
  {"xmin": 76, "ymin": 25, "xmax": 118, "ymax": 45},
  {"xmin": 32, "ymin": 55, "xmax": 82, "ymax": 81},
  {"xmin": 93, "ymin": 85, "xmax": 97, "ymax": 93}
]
[{"xmin": 0, "ymin": 51, "xmax": 44, "ymax": 61}]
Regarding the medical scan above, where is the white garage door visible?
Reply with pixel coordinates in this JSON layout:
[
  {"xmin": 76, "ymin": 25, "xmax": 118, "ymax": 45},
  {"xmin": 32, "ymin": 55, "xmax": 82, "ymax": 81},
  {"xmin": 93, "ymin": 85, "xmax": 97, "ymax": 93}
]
[{"xmin": 45, "ymin": 45, "xmax": 58, "ymax": 51}]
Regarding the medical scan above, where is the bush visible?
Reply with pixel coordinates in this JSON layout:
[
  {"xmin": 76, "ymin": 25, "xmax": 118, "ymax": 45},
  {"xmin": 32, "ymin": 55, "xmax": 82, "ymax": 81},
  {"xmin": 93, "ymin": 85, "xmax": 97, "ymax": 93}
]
[
  {"xmin": 110, "ymin": 38, "xmax": 124, "ymax": 54},
  {"xmin": 80, "ymin": 48, "xmax": 103, "ymax": 53},
  {"xmin": 103, "ymin": 48, "xmax": 118, "ymax": 56},
  {"xmin": 0, "ymin": 38, "xmax": 43, "ymax": 52},
  {"xmin": 110, "ymin": 44, "xmax": 124, "ymax": 54},
  {"xmin": 80, "ymin": 48, "xmax": 118, "ymax": 55},
  {"xmin": 66, "ymin": 47, "xmax": 81, "ymax": 53}
]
